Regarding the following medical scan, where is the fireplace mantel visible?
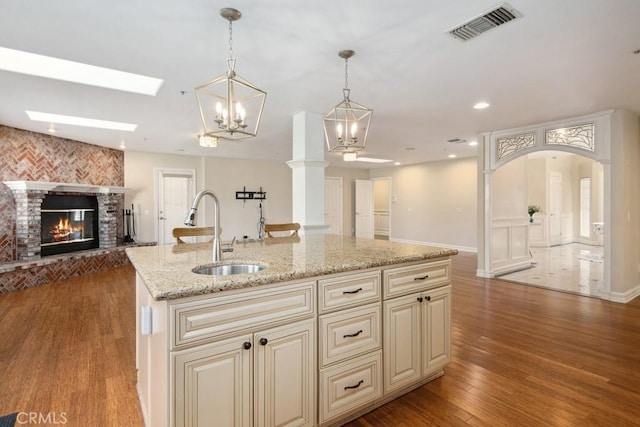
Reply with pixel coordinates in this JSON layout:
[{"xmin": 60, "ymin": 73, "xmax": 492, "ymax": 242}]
[{"xmin": 3, "ymin": 180, "xmax": 126, "ymax": 194}]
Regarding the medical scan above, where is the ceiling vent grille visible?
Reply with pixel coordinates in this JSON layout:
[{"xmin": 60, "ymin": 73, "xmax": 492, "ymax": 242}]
[{"xmin": 447, "ymin": 3, "xmax": 521, "ymax": 41}]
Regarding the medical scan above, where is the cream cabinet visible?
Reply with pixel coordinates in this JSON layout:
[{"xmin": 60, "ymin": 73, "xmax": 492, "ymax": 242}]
[
  {"xmin": 383, "ymin": 285, "xmax": 451, "ymax": 394},
  {"xmin": 382, "ymin": 261, "xmax": 451, "ymax": 395},
  {"xmin": 173, "ymin": 319, "xmax": 315, "ymax": 427},
  {"xmin": 136, "ymin": 277, "xmax": 316, "ymax": 427},
  {"xmin": 317, "ymin": 271, "xmax": 383, "ymax": 425},
  {"xmin": 173, "ymin": 334, "xmax": 251, "ymax": 427}
]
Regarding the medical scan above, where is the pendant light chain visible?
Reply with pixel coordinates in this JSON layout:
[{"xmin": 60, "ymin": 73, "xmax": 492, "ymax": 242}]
[
  {"xmin": 228, "ymin": 18, "xmax": 234, "ymax": 61},
  {"xmin": 344, "ymin": 56, "xmax": 349, "ymax": 90}
]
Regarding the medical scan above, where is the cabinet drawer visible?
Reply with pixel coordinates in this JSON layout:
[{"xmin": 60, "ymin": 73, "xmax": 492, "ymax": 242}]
[
  {"xmin": 319, "ymin": 303, "xmax": 381, "ymax": 367},
  {"xmin": 171, "ymin": 281, "xmax": 315, "ymax": 349},
  {"xmin": 319, "ymin": 350, "xmax": 383, "ymax": 424},
  {"xmin": 319, "ymin": 270, "xmax": 381, "ymax": 314},
  {"xmin": 383, "ymin": 260, "xmax": 451, "ymax": 299}
]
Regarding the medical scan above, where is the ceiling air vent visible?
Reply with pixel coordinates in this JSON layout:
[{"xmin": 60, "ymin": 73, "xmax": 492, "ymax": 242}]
[{"xmin": 447, "ymin": 3, "xmax": 521, "ymax": 41}]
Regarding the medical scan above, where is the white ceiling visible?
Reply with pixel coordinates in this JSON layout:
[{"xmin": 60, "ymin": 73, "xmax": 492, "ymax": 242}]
[{"xmin": 2, "ymin": 0, "xmax": 640, "ymax": 168}]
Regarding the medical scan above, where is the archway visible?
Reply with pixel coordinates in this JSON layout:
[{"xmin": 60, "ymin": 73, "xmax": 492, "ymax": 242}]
[
  {"xmin": 495, "ymin": 150, "xmax": 605, "ymax": 297},
  {"xmin": 477, "ymin": 110, "xmax": 612, "ymax": 299}
]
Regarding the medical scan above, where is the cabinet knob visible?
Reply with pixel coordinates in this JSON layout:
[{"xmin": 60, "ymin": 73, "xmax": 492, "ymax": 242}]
[
  {"xmin": 417, "ymin": 297, "xmax": 423, "ymax": 302},
  {"xmin": 243, "ymin": 341, "xmax": 252, "ymax": 350},
  {"xmin": 259, "ymin": 338, "xmax": 268, "ymax": 346},
  {"xmin": 426, "ymin": 295, "xmax": 431, "ymax": 301}
]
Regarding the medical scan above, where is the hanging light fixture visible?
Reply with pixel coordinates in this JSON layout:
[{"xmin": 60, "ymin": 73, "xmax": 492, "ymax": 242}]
[
  {"xmin": 323, "ymin": 50, "xmax": 372, "ymax": 156},
  {"xmin": 195, "ymin": 8, "xmax": 266, "ymax": 140}
]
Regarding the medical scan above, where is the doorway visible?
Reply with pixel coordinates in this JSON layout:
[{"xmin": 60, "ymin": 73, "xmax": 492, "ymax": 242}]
[
  {"xmin": 355, "ymin": 179, "xmax": 374, "ymax": 239},
  {"xmin": 324, "ymin": 177, "xmax": 343, "ymax": 235},
  {"xmin": 491, "ymin": 151, "xmax": 606, "ymax": 297},
  {"xmin": 155, "ymin": 168, "xmax": 196, "ymax": 244},
  {"xmin": 372, "ymin": 177, "xmax": 391, "ymax": 240}
]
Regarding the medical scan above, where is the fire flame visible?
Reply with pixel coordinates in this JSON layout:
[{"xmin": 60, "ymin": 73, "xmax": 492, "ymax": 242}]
[{"xmin": 50, "ymin": 217, "xmax": 84, "ymax": 241}]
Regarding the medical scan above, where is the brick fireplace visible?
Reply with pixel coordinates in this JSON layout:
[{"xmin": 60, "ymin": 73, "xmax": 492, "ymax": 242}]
[
  {"xmin": 0, "ymin": 125, "xmax": 134, "ymax": 293},
  {"xmin": 3, "ymin": 181, "xmax": 125, "ymax": 261}
]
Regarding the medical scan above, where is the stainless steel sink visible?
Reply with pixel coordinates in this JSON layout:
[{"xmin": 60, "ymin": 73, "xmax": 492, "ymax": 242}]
[{"xmin": 192, "ymin": 263, "xmax": 267, "ymax": 276}]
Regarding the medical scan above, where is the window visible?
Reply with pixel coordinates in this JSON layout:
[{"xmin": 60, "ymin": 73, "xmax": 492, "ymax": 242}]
[{"xmin": 580, "ymin": 178, "xmax": 591, "ymax": 238}]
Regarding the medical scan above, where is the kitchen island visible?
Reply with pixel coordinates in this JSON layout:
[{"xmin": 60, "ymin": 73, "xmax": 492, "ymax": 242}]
[{"xmin": 127, "ymin": 234, "xmax": 457, "ymax": 427}]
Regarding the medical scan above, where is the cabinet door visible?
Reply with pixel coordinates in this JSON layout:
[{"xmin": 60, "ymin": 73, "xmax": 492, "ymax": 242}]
[
  {"xmin": 254, "ymin": 319, "xmax": 316, "ymax": 427},
  {"xmin": 383, "ymin": 294, "xmax": 421, "ymax": 394},
  {"xmin": 422, "ymin": 285, "xmax": 451, "ymax": 376},
  {"xmin": 173, "ymin": 334, "xmax": 252, "ymax": 427}
]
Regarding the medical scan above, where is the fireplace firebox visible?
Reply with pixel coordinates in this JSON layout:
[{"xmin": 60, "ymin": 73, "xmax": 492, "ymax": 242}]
[{"xmin": 40, "ymin": 194, "xmax": 99, "ymax": 256}]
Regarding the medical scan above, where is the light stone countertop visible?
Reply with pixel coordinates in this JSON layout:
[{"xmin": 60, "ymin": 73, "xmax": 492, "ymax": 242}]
[{"xmin": 126, "ymin": 234, "xmax": 458, "ymax": 301}]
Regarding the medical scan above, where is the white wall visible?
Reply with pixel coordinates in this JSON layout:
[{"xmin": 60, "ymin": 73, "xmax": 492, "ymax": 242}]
[
  {"xmin": 124, "ymin": 151, "xmax": 291, "ymax": 243},
  {"xmin": 125, "ymin": 152, "xmax": 478, "ymax": 252},
  {"xmin": 370, "ymin": 157, "xmax": 477, "ymax": 250},
  {"xmin": 124, "ymin": 151, "xmax": 203, "ymax": 243},
  {"xmin": 490, "ymin": 156, "xmax": 530, "ymax": 274},
  {"xmin": 610, "ymin": 109, "xmax": 640, "ymax": 299},
  {"xmin": 202, "ymin": 156, "xmax": 292, "ymax": 240}
]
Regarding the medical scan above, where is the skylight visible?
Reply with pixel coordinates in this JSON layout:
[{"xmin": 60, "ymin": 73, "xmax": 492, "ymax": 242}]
[
  {"xmin": 26, "ymin": 111, "xmax": 137, "ymax": 132},
  {"xmin": 0, "ymin": 47, "xmax": 163, "ymax": 95}
]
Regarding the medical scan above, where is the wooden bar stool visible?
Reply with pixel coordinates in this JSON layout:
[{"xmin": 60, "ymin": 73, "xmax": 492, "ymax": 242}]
[
  {"xmin": 264, "ymin": 223, "xmax": 300, "ymax": 238},
  {"xmin": 172, "ymin": 227, "xmax": 220, "ymax": 244}
]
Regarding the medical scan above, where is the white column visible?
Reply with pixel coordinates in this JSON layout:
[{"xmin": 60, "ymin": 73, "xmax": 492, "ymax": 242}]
[{"xmin": 286, "ymin": 111, "xmax": 329, "ymax": 235}]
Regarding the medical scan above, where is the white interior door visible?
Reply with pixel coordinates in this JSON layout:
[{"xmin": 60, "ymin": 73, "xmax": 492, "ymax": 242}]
[
  {"xmin": 549, "ymin": 172, "xmax": 562, "ymax": 246},
  {"xmin": 156, "ymin": 168, "xmax": 195, "ymax": 244},
  {"xmin": 355, "ymin": 179, "xmax": 374, "ymax": 239},
  {"xmin": 324, "ymin": 177, "xmax": 343, "ymax": 235}
]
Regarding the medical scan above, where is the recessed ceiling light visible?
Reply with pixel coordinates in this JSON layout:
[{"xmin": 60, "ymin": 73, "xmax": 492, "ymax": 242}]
[
  {"xmin": 468, "ymin": 140, "xmax": 478, "ymax": 146},
  {"xmin": 473, "ymin": 102, "xmax": 490, "ymax": 109},
  {"xmin": 26, "ymin": 111, "xmax": 137, "ymax": 131},
  {"xmin": 394, "ymin": 162, "xmax": 401, "ymax": 166},
  {"xmin": 0, "ymin": 46, "xmax": 163, "ymax": 95},
  {"xmin": 354, "ymin": 157, "xmax": 393, "ymax": 163},
  {"xmin": 119, "ymin": 141, "xmax": 126, "ymax": 149},
  {"xmin": 47, "ymin": 126, "xmax": 56, "ymax": 133},
  {"xmin": 448, "ymin": 154, "xmax": 457, "ymax": 159}
]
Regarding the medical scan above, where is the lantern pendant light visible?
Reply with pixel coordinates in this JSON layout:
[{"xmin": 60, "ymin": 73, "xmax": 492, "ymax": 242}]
[
  {"xmin": 195, "ymin": 8, "xmax": 266, "ymax": 141},
  {"xmin": 323, "ymin": 50, "xmax": 372, "ymax": 159}
]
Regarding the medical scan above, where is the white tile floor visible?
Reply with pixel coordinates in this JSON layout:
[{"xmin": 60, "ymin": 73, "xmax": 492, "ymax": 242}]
[{"xmin": 497, "ymin": 243, "xmax": 604, "ymax": 298}]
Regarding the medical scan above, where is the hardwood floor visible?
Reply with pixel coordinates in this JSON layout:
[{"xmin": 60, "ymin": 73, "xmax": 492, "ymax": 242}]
[{"xmin": 1, "ymin": 252, "xmax": 639, "ymax": 426}]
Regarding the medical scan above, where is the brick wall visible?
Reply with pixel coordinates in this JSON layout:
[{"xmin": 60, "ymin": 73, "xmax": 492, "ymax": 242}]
[{"xmin": 0, "ymin": 125, "xmax": 125, "ymax": 263}]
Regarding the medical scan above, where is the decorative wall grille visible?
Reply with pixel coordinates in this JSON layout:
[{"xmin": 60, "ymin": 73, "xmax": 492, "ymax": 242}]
[
  {"xmin": 545, "ymin": 123, "xmax": 595, "ymax": 152},
  {"xmin": 497, "ymin": 132, "xmax": 536, "ymax": 160}
]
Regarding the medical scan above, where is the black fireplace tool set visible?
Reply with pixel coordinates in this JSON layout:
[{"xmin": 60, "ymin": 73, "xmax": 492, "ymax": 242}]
[{"xmin": 123, "ymin": 204, "xmax": 136, "ymax": 243}]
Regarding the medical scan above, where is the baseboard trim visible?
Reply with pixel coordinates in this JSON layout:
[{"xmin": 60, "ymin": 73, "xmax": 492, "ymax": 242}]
[{"xmin": 608, "ymin": 284, "xmax": 640, "ymax": 303}]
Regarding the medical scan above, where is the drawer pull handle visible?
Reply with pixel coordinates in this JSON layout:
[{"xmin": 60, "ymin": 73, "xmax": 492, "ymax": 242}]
[
  {"xmin": 414, "ymin": 275, "xmax": 429, "ymax": 281},
  {"xmin": 342, "ymin": 287, "xmax": 363, "ymax": 295},
  {"xmin": 343, "ymin": 329, "xmax": 363, "ymax": 338},
  {"xmin": 344, "ymin": 380, "xmax": 364, "ymax": 391}
]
